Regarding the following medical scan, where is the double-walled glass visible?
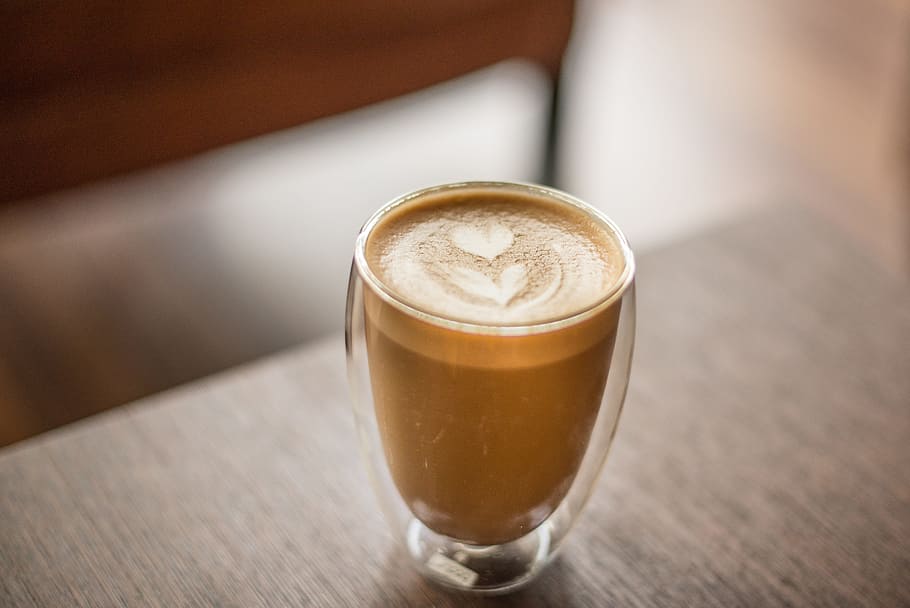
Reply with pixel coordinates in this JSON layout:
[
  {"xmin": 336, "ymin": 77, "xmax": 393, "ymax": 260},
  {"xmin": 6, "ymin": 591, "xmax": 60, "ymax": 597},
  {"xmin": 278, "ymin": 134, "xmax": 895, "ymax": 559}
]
[{"xmin": 345, "ymin": 182, "xmax": 635, "ymax": 594}]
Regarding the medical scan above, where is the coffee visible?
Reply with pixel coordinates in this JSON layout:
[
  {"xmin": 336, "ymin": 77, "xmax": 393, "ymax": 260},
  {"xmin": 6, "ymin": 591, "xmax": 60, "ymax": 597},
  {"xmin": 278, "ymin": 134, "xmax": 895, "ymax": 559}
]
[{"xmin": 362, "ymin": 186, "xmax": 626, "ymax": 545}]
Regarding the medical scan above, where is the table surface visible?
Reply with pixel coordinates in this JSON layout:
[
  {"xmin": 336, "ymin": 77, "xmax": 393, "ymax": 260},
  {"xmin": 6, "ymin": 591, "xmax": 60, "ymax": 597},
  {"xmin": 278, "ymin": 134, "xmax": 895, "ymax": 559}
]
[{"xmin": 2, "ymin": 204, "xmax": 908, "ymax": 607}]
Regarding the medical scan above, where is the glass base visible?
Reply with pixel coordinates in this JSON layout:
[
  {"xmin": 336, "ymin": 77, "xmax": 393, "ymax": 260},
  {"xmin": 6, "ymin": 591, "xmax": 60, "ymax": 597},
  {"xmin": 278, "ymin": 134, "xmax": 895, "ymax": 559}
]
[{"xmin": 405, "ymin": 517, "xmax": 554, "ymax": 595}]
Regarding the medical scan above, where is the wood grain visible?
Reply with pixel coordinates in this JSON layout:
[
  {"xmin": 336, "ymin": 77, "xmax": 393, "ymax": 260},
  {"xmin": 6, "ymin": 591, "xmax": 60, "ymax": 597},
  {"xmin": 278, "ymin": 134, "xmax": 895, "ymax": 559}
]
[{"xmin": 1, "ymin": 204, "xmax": 909, "ymax": 607}]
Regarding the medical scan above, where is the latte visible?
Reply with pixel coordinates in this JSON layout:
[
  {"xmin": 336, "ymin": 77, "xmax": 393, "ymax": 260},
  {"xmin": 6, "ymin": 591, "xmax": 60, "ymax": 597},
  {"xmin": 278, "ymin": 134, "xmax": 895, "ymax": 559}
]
[{"xmin": 361, "ymin": 184, "xmax": 628, "ymax": 544}]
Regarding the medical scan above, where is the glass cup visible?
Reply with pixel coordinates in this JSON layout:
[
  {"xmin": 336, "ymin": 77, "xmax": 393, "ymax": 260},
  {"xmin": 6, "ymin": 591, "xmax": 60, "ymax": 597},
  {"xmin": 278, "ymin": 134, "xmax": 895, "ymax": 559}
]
[{"xmin": 345, "ymin": 182, "xmax": 635, "ymax": 594}]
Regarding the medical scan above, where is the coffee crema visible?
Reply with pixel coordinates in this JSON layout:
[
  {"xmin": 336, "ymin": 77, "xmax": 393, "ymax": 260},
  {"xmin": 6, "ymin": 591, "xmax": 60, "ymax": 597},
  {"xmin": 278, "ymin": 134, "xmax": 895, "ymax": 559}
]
[
  {"xmin": 361, "ymin": 185, "xmax": 627, "ymax": 545},
  {"xmin": 366, "ymin": 188, "xmax": 624, "ymax": 325}
]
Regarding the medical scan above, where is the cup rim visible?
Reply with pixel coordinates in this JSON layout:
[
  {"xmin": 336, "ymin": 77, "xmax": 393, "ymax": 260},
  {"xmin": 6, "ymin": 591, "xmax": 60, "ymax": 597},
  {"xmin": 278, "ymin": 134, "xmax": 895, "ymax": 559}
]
[{"xmin": 354, "ymin": 181, "xmax": 636, "ymax": 336}]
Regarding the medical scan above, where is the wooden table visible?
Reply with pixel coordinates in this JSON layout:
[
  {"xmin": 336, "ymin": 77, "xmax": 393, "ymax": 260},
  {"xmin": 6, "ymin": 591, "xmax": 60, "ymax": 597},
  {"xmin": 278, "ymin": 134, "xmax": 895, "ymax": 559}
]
[{"xmin": 2, "ymin": 205, "xmax": 908, "ymax": 607}]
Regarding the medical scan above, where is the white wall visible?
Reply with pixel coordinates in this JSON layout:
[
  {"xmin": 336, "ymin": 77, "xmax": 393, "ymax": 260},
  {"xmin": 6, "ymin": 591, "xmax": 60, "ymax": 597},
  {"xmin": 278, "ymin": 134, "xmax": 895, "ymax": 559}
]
[{"xmin": 200, "ymin": 61, "xmax": 552, "ymax": 338}]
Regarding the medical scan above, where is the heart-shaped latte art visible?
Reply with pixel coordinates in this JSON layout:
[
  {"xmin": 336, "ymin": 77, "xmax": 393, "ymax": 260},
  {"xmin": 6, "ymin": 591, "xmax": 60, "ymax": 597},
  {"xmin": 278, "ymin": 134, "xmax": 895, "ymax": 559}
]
[
  {"xmin": 447, "ymin": 264, "xmax": 528, "ymax": 306},
  {"xmin": 450, "ymin": 223, "xmax": 514, "ymax": 260}
]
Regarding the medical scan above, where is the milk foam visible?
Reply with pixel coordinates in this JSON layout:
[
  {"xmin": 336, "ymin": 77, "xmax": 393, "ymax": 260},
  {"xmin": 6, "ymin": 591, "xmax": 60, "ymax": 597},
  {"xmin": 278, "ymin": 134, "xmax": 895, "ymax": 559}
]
[{"xmin": 366, "ymin": 190, "xmax": 624, "ymax": 325}]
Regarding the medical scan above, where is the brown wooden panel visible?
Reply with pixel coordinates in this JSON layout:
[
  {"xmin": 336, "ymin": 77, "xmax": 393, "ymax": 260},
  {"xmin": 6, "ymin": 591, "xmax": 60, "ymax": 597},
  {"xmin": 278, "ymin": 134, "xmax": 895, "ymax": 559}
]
[{"xmin": 0, "ymin": 0, "xmax": 573, "ymax": 203}]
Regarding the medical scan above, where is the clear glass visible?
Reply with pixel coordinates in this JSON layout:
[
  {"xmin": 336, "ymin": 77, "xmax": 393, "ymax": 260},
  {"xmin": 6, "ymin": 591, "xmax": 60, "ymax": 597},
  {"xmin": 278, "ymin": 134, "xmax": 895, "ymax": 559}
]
[{"xmin": 345, "ymin": 182, "xmax": 636, "ymax": 594}]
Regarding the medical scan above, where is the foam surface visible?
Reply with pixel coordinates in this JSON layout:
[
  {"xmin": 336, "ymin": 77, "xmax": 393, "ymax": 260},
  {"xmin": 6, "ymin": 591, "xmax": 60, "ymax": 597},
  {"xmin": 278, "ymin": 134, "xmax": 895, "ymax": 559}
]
[{"xmin": 366, "ymin": 188, "xmax": 625, "ymax": 325}]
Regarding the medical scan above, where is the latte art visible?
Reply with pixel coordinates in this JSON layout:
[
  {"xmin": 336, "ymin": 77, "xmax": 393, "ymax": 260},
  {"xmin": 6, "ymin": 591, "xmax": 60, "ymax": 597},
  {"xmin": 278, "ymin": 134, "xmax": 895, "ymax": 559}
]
[
  {"xmin": 367, "ymin": 189, "xmax": 624, "ymax": 324},
  {"xmin": 446, "ymin": 262, "xmax": 528, "ymax": 306},
  {"xmin": 450, "ymin": 223, "xmax": 514, "ymax": 260}
]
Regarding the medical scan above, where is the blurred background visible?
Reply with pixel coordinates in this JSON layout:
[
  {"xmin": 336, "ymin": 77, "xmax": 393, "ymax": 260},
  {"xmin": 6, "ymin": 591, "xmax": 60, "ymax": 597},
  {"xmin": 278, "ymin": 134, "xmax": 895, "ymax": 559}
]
[{"xmin": 1, "ymin": 0, "xmax": 908, "ymax": 447}]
